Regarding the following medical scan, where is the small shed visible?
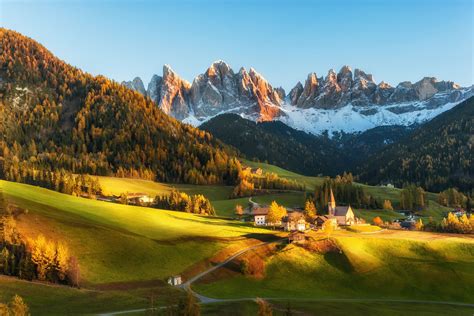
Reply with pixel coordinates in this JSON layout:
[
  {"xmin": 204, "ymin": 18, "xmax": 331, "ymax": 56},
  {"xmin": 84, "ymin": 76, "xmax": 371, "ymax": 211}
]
[
  {"xmin": 288, "ymin": 231, "xmax": 306, "ymax": 243},
  {"xmin": 167, "ymin": 275, "xmax": 182, "ymax": 286}
]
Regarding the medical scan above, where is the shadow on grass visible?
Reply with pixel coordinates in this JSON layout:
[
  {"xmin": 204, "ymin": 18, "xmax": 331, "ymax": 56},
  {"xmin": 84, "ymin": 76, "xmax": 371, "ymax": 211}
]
[{"xmin": 324, "ymin": 251, "xmax": 354, "ymax": 273}]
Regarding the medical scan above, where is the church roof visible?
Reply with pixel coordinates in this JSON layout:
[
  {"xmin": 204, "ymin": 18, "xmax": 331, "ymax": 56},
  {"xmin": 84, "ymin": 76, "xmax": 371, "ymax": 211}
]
[
  {"xmin": 333, "ymin": 206, "xmax": 352, "ymax": 216},
  {"xmin": 330, "ymin": 189, "xmax": 336, "ymax": 205}
]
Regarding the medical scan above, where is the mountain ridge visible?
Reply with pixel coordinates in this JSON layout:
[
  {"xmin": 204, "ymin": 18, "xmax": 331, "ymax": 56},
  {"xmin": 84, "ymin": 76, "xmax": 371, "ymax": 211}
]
[{"xmin": 123, "ymin": 61, "xmax": 473, "ymax": 135}]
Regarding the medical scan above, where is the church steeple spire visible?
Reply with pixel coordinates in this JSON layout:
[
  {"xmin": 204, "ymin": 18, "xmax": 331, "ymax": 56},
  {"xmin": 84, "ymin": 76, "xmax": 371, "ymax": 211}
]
[{"xmin": 328, "ymin": 188, "xmax": 336, "ymax": 215}]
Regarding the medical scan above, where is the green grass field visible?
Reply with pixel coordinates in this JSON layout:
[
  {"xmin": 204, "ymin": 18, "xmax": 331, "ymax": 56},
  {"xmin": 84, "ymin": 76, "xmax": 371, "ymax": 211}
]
[
  {"xmin": 1, "ymin": 179, "xmax": 472, "ymax": 315},
  {"xmin": 194, "ymin": 230, "xmax": 474, "ymax": 304}
]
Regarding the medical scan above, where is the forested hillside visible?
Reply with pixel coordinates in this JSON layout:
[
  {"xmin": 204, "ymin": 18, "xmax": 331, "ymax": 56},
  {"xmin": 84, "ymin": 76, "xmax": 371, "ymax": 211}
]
[
  {"xmin": 0, "ymin": 29, "xmax": 241, "ymax": 185},
  {"xmin": 357, "ymin": 96, "xmax": 474, "ymax": 192},
  {"xmin": 200, "ymin": 114, "xmax": 344, "ymax": 176},
  {"xmin": 200, "ymin": 114, "xmax": 413, "ymax": 176}
]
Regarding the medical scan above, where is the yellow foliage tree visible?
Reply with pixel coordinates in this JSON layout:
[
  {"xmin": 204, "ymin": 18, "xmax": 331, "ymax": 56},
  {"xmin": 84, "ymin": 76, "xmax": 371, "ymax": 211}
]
[
  {"xmin": 382, "ymin": 200, "xmax": 393, "ymax": 211},
  {"xmin": 56, "ymin": 242, "xmax": 70, "ymax": 281},
  {"xmin": 322, "ymin": 219, "xmax": 335, "ymax": 240},
  {"xmin": 235, "ymin": 204, "xmax": 244, "ymax": 218},
  {"xmin": 304, "ymin": 200, "xmax": 317, "ymax": 220},
  {"xmin": 30, "ymin": 235, "xmax": 54, "ymax": 280},
  {"xmin": 373, "ymin": 216, "xmax": 384, "ymax": 227},
  {"xmin": 415, "ymin": 218, "xmax": 424, "ymax": 231},
  {"xmin": 9, "ymin": 295, "xmax": 29, "ymax": 316},
  {"xmin": 266, "ymin": 201, "xmax": 287, "ymax": 225}
]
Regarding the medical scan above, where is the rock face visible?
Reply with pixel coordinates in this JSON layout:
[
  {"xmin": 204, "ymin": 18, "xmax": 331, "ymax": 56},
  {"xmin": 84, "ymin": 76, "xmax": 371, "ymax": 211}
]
[
  {"xmin": 189, "ymin": 61, "xmax": 282, "ymax": 120},
  {"xmin": 130, "ymin": 61, "xmax": 283, "ymax": 121},
  {"xmin": 122, "ymin": 77, "xmax": 146, "ymax": 96},
  {"xmin": 122, "ymin": 62, "xmax": 471, "ymax": 134}
]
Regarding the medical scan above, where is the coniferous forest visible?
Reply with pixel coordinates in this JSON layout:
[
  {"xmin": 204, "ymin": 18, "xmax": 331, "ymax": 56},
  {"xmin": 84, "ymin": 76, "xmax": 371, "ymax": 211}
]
[{"xmin": 0, "ymin": 29, "xmax": 241, "ymax": 187}]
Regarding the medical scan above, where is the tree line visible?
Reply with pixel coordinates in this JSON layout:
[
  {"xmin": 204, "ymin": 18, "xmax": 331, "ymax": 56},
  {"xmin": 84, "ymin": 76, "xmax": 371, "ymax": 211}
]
[
  {"xmin": 154, "ymin": 189, "xmax": 215, "ymax": 216},
  {"xmin": 311, "ymin": 173, "xmax": 381, "ymax": 211},
  {"xmin": 230, "ymin": 167, "xmax": 304, "ymax": 198}
]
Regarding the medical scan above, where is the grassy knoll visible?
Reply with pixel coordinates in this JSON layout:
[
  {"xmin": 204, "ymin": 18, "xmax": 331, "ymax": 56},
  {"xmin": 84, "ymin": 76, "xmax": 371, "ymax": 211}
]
[
  {"xmin": 345, "ymin": 225, "xmax": 383, "ymax": 233},
  {"xmin": 242, "ymin": 159, "xmax": 325, "ymax": 190},
  {"xmin": 194, "ymin": 230, "xmax": 474, "ymax": 304},
  {"xmin": 0, "ymin": 180, "xmax": 275, "ymax": 286},
  {"xmin": 97, "ymin": 176, "xmax": 234, "ymax": 201}
]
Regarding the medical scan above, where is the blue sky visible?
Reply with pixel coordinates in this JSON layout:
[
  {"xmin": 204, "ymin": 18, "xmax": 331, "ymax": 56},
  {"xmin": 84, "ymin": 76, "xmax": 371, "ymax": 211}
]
[{"xmin": 1, "ymin": 0, "xmax": 472, "ymax": 90}]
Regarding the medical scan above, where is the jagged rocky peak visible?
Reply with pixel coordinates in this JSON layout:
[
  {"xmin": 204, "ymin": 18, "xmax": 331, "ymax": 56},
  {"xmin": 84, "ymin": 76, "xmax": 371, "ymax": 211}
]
[
  {"xmin": 289, "ymin": 81, "xmax": 303, "ymax": 105},
  {"xmin": 147, "ymin": 74, "xmax": 163, "ymax": 104},
  {"xmin": 275, "ymin": 87, "xmax": 286, "ymax": 100},
  {"xmin": 124, "ymin": 62, "xmax": 468, "ymax": 127},
  {"xmin": 157, "ymin": 65, "xmax": 191, "ymax": 120},
  {"xmin": 122, "ymin": 77, "xmax": 146, "ymax": 96},
  {"xmin": 191, "ymin": 60, "xmax": 239, "ymax": 117},
  {"xmin": 337, "ymin": 66, "xmax": 353, "ymax": 91}
]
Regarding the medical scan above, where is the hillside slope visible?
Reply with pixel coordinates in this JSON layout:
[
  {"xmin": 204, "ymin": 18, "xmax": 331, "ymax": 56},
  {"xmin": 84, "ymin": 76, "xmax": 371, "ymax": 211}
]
[
  {"xmin": 200, "ymin": 114, "xmax": 344, "ymax": 176},
  {"xmin": 0, "ymin": 29, "xmax": 239, "ymax": 185},
  {"xmin": 0, "ymin": 180, "xmax": 272, "ymax": 285},
  {"xmin": 201, "ymin": 114, "xmax": 413, "ymax": 176},
  {"xmin": 357, "ymin": 96, "xmax": 474, "ymax": 191}
]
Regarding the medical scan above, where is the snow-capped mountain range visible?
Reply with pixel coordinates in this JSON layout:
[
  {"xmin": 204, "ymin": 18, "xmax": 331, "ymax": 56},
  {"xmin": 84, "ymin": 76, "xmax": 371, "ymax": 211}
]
[{"xmin": 122, "ymin": 61, "xmax": 473, "ymax": 135}]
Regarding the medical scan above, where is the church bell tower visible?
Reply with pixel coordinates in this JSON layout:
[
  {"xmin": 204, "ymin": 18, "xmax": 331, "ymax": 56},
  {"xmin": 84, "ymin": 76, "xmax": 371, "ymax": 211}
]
[{"xmin": 328, "ymin": 189, "xmax": 336, "ymax": 216}]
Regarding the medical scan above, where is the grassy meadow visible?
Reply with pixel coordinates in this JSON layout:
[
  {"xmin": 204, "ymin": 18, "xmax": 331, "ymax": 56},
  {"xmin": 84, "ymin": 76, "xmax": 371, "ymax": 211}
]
[
  {"xmin": 0, "ymin": 180, "xmax": 275, "ymax": 286},
  {"xmin": 194, "ymin": 230, "xmax": 474, "ymax": 304}
]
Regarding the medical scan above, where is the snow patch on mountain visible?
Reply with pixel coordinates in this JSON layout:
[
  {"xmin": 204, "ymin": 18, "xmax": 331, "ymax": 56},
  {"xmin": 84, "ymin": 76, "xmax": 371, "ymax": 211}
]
[{"xmin": 279, "ymin": 98, "xmax": 464, "ymax": 136}]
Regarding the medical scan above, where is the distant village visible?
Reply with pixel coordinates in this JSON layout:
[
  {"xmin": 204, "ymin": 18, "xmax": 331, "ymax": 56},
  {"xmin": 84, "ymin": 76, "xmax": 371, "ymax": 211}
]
[{"xmin": 249, "ymin": 189, "xmax": 358, "ymax": 233}]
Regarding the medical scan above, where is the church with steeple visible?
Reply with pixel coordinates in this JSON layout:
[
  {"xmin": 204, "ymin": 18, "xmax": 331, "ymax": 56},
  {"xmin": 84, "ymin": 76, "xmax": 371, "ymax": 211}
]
[{"xmin": 327, "ymin": 189, "xmax": 355, "ymax": 226}]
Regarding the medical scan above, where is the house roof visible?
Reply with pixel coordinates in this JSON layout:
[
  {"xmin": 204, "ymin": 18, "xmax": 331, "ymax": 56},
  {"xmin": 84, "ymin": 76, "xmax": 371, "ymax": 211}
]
[
  {"xmin": 282, "ymin": 211, "xmax": 305, "ymax": 223},
  {"xmin": 252, "ymin": 207, "xmax": 269, "ymax": 216},
  {"xmin": 334, "ymin": 206, "xmax": 352, "ymax": 216},
  {"xmin": 126, "ymin": 193, "xmax": 149, "ymax": 198},
  {"xmin": 315, "ymin": 215, "xmax": 330, "ymax": 222}
]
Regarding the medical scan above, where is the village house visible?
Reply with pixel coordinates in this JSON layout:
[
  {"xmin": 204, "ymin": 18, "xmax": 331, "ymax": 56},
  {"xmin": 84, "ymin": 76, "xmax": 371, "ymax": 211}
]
[
  {"xmin": 126, "ymin": 193, "xmax": 154, "ymax": 205},
  {"xmin": 252, "ymin": 207, "xmax": 269, "ymax": 226},
  {"xmin": 288, "ymin": 231, "xmax": 306, "ymax": 243},
  {"xmin": 282, "ymin": 212, "xmax": 306, "ymax": 231}
]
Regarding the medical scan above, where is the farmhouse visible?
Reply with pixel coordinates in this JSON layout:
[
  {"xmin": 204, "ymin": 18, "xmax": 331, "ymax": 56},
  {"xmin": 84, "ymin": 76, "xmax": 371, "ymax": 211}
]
[
  {"xmin": 327, "ymin": 189, "xmax": 355, "ymax": 226},
  {"xmin": 282, "ymin": 212, "xmax": 306, "ymax": 231},
  {"xmin": 126, "ymin": 193, "xmax": 154, "ymax": 205},
  {"xmin": 252, "ymin": 207, "xmax": 269, "ymax": 226}
]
